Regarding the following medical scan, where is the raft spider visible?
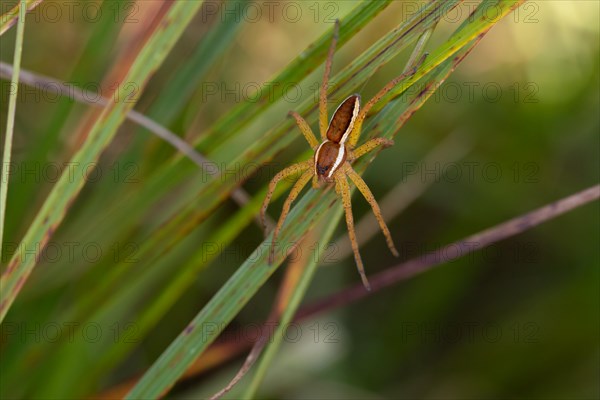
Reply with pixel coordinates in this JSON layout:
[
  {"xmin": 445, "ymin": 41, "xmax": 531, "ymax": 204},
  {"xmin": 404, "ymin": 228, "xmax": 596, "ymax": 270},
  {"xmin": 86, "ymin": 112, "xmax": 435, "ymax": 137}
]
[{"xmin": 261, "ymin": 21, "xmax": 420, "ymax": 290}]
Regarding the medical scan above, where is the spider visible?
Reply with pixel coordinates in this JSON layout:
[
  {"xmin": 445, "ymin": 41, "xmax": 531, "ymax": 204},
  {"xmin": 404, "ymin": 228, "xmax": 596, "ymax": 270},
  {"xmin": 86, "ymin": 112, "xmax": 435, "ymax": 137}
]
[{"xmin": 261, "ymin": 21, "xmax": 418, "ymax": 290}]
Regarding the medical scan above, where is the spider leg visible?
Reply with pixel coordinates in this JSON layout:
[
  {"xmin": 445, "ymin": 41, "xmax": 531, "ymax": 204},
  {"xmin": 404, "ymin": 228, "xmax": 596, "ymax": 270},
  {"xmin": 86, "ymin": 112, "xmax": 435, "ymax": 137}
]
[
  {"xmin": 319, "ymin": 19, "xmax": 340, "ymax": 140},
  {"xmin": 351, "ymin": 137, "xmax": 394, "ymax": 161},
  {"xmin": 348, "ymin": 63, "xmax": 421, "ymax": 147},
  {"xmin": 335, "ymin": 171, "xmax": 371, "ymax": 291},
  {"xmin": 345, "ymin": 164, "xmax": 399, "ymax": 257},
  {"xmin": 268, "ymin": 169, "xmax": 313, "ymax": 264},
  {"xmin": 288, "ymin": 111, "xmax": 319, "ymax": 149},
  {"xmin": 261, "ymin": 160, "xmax": 311, "ymax": 235}
]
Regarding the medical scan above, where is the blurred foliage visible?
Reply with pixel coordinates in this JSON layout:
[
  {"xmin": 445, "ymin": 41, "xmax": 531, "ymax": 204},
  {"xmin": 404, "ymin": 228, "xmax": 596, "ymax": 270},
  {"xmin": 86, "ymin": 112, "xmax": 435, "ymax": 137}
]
[{"xmin": 0, "ymin": 1, "xmax": 598, "ymax": 399}]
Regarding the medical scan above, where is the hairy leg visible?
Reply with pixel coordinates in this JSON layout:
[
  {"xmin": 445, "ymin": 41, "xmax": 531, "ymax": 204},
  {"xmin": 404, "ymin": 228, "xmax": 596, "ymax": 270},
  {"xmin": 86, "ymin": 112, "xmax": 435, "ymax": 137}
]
[
  {"xmin": 348, "ymin": 54, "xmax": 426, "ymax": 147},
  {"xmin": 261, "ymin": 160, "xmax": 311, "ymax": 234},
  {"xmin": 335, "ymin": 172, "xmax": 371, "ymax": 290},
  {"xmin": 289, "ymin": 111, "xmax": 319, "ymax": 149},
  {"xmin": 351, "ymin": 137, "xmax": 394, "ymax": 160},
  {"xmin": 319, "ymin": 19, "xmax": 340, "ymax": 140},
  {"xmin": 345, "ymin": 164, "xmax": 399, "ymax": 257},
  {"xmin": 312, "ymin": 174, "xmax": 320, "ymax": 189},
  {"xmin": 269, "ymin": 169, "xmax": 313, "ymax": 264}
]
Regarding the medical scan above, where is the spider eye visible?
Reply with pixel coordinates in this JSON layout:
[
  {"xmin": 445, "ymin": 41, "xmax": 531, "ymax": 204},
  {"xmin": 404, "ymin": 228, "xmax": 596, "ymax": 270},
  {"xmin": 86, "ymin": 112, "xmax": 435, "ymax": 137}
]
[{"xmin": 317, "ymin": 165, "xmax": 329, "ymax": 175}]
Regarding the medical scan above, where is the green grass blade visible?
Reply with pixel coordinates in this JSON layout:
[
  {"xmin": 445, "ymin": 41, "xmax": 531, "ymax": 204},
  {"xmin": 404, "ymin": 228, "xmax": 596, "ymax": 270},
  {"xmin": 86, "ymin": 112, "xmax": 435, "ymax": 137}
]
[
  {"xmin": 0, "ymin": 0, "xmax": 26, "ymax": 262},
  {"xmin": 0, "ymin": 1, "xmax": 206, "ymax": 322}
]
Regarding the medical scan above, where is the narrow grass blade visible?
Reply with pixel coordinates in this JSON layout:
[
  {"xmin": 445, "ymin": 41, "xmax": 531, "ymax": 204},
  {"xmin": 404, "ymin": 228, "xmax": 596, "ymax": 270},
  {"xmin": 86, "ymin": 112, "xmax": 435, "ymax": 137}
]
[{"xmin": 0, "ymin": 0, "xmax": 26, "ymax": 262}]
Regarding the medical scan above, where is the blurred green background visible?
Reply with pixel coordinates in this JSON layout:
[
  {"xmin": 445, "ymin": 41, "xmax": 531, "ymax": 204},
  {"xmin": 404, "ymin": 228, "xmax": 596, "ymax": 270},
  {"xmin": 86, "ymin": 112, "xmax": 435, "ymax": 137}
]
[{"xmin": 1, "ymin": 1, "xmax": 598, "ymax": 398}]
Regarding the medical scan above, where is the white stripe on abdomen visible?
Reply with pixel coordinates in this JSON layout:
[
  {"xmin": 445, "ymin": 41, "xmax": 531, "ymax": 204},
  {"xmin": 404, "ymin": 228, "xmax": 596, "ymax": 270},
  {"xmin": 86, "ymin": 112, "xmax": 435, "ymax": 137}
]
[{"xmin": 328, "ymin": 144, "xmax": 345, "ymax": 178}]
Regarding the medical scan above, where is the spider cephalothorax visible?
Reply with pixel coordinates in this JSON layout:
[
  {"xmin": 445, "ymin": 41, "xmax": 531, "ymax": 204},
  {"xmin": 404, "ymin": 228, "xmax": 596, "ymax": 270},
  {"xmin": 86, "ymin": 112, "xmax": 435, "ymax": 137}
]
[{"xmin": 261, "ymin": 21, "xmax": 419, "ymax": 290}]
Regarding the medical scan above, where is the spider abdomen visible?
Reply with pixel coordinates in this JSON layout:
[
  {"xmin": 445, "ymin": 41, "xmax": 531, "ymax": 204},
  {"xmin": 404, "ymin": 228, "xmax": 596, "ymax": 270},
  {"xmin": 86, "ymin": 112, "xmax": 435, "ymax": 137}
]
[
  {"xmin": 314, "ymin": 140, "xmax": 347, "ymax": 179},
  {"xmin": 326, "ymin": 94, "xmax": 360, "ymax": 143}
]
